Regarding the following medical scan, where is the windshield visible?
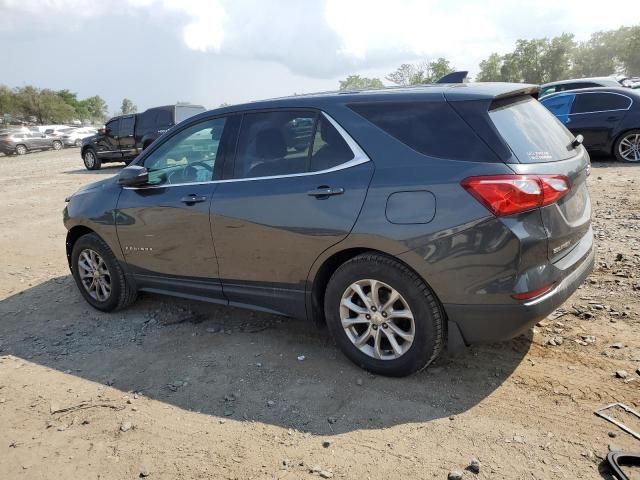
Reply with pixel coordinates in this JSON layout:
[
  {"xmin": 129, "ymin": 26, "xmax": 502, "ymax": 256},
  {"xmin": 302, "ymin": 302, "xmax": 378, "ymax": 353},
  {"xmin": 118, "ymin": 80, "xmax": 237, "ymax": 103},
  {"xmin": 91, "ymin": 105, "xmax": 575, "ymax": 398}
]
[{"xmin": 489, "ymin": 96, "xmax": 576, "ymax": 163}]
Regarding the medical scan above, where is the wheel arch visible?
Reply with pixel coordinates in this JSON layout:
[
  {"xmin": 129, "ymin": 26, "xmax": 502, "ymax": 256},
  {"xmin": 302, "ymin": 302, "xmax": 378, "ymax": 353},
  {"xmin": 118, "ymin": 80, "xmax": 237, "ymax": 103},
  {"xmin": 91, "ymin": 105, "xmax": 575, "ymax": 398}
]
[
  {"xmin": 65, "ymin": 225, "xmax": 97, "ymax": 267},
  {"xmin": 307, "ymin": 247, "xmax": 445, "ymax": 328}
]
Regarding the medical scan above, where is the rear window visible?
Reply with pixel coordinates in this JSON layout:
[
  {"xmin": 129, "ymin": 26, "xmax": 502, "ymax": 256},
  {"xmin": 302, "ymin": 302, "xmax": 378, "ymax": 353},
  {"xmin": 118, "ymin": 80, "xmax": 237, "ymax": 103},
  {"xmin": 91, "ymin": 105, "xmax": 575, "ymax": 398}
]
[
  {"xmin": 175, "ymin": 106, "xmax": 205, "ymax": 124},
  {"xmin": 348, "ymin": 101, "xmax": 496, "ymax": 162},
  {"xmin": 489, "ymin": 96, "xmax": 575, "ymax": 163}
]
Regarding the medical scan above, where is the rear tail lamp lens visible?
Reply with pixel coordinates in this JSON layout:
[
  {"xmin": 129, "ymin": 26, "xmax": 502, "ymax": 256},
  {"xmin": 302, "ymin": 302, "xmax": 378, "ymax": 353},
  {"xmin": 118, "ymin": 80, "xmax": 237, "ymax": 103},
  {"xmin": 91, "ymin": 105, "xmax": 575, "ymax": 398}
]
[{"xmin": 461, "ymin": 174, "xmax": 570, "ymax": 216}]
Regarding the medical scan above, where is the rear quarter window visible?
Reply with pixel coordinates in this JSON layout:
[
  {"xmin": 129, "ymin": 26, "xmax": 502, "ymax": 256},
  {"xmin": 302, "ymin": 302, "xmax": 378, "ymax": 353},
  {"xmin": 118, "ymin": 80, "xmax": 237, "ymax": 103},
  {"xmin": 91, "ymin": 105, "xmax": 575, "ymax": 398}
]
[
  {"xmin": 490, "ymin": 96, "xmax": 575, "ymax": 163},
  {"xmin": 348, "ymin": 101, "xmax": 497, "ymax": 162},
  {"xmin": 572, "ymin": 92, "xmax": 632, "ymax": 113}
]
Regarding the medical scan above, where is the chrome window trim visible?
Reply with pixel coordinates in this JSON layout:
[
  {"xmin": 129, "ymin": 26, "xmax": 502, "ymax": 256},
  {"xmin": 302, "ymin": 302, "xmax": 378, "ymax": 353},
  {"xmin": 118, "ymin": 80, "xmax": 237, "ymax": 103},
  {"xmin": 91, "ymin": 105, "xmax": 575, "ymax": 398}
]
[
  {"xmin": 543, "ymin": 91, "xmax": 633, "ymax": 116},
  {"xmin": 123, "ymin": 112, "xmax": 370, "ymax": 190}
]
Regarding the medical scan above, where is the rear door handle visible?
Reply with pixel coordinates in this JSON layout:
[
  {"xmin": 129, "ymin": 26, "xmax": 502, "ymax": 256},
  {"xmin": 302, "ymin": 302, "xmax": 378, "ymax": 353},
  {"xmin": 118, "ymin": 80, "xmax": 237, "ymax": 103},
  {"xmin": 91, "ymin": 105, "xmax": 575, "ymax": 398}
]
[
  {"xmin": 180, "ymin": 194, "xmax": 208, "ymax": 204},
  {"xmin": 307, "ymin": 186, "xmax": 345, "ymax": 198}
]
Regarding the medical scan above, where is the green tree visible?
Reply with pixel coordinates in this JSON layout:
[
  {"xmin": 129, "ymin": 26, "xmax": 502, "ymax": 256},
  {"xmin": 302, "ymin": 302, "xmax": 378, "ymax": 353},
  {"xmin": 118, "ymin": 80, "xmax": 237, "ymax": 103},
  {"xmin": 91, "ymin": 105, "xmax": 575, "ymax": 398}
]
[
  {"xmin": 386, "ymin": 58, "xmax": 454, "ymax": 86},
  {"xmin": 14, "ymin": 86, "xmax": 75, "ymax": 123},
  {"xmin": 79, "ymin": 95, "xmax": 109, "ymax": 123},
  {"xmin": 543, "ymin": 33, "xmax": 575, "ymax": 82},
  {"xmin": 120, "ymin": 98, "xmax": 137, "ymax": 115},
  {"xmin": 476, "ymin": 53, "xmax": 502, "ymax": 81},
  {"xmin": 0, "ymin": 85, "xmax": 15, "ymax": 116},
  {"xmin": 619, "ymin": 25, "xmax": 640, "ymax": 75},
  {"xmin": 338, "ymin": 75, "xmax": 384, "ymax": 90}
]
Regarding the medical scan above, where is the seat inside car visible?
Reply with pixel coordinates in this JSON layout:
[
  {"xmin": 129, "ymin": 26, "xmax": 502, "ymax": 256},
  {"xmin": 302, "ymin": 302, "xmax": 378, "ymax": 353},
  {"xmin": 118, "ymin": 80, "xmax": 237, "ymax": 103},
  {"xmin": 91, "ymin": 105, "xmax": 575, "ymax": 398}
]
[
  {"xmin": 310, "ymin": 118, "xmax": 354, "ymax": 171},
  {"xmin": 247, "ymin": 127, "xmax": 293, "ymax": 177}
]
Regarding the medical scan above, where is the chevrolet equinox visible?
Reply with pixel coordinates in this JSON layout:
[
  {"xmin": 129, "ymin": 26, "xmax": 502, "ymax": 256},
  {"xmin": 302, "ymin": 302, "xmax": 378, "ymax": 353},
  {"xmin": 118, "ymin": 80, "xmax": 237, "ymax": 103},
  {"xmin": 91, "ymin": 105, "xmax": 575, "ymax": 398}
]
[{"xmin": 63, "ymin": 83, "xmax": 594, "ymax": 376}]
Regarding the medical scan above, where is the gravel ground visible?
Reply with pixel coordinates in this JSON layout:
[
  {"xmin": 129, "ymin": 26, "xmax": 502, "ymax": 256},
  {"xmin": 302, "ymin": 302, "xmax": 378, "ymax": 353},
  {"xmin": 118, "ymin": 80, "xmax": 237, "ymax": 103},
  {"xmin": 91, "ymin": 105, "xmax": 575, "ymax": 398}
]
[{"xmin": 0, "ymin": 148, "xmax": 638, "ymax": 479}]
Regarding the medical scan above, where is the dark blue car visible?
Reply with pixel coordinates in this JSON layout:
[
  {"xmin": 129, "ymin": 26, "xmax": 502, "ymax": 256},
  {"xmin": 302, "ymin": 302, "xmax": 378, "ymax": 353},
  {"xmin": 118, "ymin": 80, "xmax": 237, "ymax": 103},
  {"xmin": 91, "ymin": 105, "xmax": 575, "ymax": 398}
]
[
  {"xmin": 540, "ymin": 87, "xmax": 640, "ymax": 162},
  {"xmin": 64, "ymin": 83, "xmax": 594, "ymax": 376}
]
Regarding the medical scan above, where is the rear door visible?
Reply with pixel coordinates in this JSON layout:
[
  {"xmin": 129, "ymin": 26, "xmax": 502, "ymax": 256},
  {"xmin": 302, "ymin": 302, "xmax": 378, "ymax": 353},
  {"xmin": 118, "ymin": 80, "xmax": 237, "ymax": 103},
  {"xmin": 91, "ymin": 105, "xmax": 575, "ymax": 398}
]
[
  {"xmin": 211, "ymin": 110, "xmax": 374, "ymax": 318},
  {"xmin": 488, "ymin": 96, "xmax": 591, "ymax": 262},
  {"xmin": 567, "ymin": 92, "xmax": 632, "ymax": 150}
]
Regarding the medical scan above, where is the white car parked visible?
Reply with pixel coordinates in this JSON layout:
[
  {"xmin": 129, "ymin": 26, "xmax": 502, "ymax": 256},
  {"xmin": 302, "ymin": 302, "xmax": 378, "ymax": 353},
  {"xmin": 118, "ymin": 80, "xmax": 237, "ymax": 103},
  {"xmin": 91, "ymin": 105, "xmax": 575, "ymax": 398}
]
[{"xmin": 59, "ymin": 127, "xmax": 98, "ymax": 147}]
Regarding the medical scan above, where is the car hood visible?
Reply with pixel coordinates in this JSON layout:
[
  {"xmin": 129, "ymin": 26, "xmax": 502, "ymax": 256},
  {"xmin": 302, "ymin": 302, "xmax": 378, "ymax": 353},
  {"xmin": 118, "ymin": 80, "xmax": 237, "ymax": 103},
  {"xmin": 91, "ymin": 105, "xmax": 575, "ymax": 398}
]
[{"xmin": 68, "ymin": 176, "xmax": 116, "ymax": 199}]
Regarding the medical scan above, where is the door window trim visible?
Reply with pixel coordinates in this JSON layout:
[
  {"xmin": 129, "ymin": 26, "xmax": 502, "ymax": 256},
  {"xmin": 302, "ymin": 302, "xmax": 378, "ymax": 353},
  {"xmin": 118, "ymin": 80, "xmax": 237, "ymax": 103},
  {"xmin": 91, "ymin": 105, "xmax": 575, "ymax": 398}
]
[
  {"xmin": 123, "ymin": 112, "xmax": 370, "ymax": 190},
  {"xmin": 544, "ymin": 91, "xmax": 633, "ymax": 116}
]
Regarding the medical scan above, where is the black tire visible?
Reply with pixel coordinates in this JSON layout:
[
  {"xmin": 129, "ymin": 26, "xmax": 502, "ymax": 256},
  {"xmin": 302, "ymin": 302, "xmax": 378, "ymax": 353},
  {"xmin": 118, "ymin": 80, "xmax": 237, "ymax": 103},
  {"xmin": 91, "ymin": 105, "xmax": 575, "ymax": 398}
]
[
  {"xmin": 83, "ymin": 148, "xmax": 101, "ymax": 170},
  {"xmin": 71, "ymin": 233, "xmax": 137, "ymax": 312},
  {"xmin": 52, "ymin": 140, "xmax": 63, "ymax": 150},
  {"xmin": 15, "ymin": 144, "xmax": 27, "ymax": 155},
  {"xmin": 324, "ymin": 253, "xmax": 444, "ymax": 377},
  {"xmin": 613, "ymin": 129, "xmax": 640, "ymax": 163}
]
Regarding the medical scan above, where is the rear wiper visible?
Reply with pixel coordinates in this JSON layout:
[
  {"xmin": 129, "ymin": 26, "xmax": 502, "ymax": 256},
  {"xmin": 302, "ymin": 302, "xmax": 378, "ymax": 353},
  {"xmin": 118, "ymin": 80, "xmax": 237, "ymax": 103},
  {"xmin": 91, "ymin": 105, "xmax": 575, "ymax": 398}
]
[{"xmin": 568, "ymin": 134, "xmax": 584, "ymax": 150}]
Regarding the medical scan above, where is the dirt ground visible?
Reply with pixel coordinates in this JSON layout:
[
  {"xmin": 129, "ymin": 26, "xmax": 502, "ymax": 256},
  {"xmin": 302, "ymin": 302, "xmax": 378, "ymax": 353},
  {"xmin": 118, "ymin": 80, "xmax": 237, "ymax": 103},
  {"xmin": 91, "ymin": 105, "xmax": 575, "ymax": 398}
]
[{"xmin": 0, "ymin": 149, "xmax": 638, "ymax": 480}]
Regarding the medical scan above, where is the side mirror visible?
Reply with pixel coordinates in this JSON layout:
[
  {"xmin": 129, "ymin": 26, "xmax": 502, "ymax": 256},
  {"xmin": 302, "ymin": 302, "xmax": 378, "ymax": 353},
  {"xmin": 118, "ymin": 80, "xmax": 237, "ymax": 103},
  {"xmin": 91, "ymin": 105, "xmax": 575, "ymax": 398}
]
[
  {"xmin": 98, "ymin": 128, "xmax": 106, "ymax": 135},
  {"xmin": 117, "ymin": 165, "xmax": 148, "ymax": 187}
]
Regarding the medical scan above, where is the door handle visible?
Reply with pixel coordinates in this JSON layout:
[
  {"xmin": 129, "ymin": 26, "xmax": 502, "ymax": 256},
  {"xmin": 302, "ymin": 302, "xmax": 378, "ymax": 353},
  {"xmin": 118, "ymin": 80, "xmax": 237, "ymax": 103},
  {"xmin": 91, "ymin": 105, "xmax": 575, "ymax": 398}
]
[
  {"xmin": 180, "ymin": 194, "xmax": 208, "ymax": 204},
  {"xmin": 307, "ymin": 186, "xmax": 345, "ymax": 198}
]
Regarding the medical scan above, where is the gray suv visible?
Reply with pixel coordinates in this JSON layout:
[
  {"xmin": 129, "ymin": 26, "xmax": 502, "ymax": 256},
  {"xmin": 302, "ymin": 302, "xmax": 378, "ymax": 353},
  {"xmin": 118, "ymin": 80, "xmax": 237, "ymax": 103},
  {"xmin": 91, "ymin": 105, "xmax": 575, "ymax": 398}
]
[
  {"xmin": 63, "ymin": 83, "xmax": 594, "ymax": 376},
  {"xmin": 0, "ymin": 131, "xmax": 64, "ymax": 155}
]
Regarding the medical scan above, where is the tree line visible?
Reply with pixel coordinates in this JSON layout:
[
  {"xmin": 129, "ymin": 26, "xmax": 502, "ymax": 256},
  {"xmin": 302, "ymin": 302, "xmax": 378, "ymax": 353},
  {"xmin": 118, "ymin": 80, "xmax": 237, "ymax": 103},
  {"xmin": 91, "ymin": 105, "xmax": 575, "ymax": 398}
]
[
  {"xmin": 0, "ymin": 85, "xmax": 139, "ymax": 126},
  {"xmin": 340, "ymin": 24, "xmax": 639, "ymax": 89}
]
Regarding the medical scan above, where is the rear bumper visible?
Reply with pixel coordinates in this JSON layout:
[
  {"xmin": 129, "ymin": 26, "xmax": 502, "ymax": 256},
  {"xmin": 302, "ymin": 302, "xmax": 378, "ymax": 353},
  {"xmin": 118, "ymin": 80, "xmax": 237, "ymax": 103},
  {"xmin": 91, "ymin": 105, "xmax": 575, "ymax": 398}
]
[{"xmin": 444, "ymin": 240, "xmax": 594, "ymax": 343}]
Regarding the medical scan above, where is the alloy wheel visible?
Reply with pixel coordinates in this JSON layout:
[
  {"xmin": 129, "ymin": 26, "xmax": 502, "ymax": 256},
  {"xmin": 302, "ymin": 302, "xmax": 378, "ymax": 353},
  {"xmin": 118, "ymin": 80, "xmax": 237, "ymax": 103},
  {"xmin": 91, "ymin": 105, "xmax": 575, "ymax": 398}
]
[
  {"xmin": 16, "ymin": 145, "xmax": 26, "ymax": 155},
  {"xmin": 84, "ymin": 151, "xmax": 95, "ymax": 168},
  {"xmin": 619, "ymin": 133, "xmax": 640, "ymax": 162},
  {"xmin": 53, "ymin": 141, "xmax": 62, "ymax": 150},
  {"xmin": 340, "ymin": 279, "xmax": 415, "ymax": 360},
  {"xmin": 77, "ymin": 248, "xmax": 112, "ymax": 302}
]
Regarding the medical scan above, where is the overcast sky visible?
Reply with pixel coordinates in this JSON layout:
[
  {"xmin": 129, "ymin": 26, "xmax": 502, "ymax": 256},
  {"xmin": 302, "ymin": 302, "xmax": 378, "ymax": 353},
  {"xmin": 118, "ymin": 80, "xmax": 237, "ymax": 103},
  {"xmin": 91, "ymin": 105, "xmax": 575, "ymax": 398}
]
[{"xmin": 1, "ymin": 0, "xmax": 638, "ymax": 114}]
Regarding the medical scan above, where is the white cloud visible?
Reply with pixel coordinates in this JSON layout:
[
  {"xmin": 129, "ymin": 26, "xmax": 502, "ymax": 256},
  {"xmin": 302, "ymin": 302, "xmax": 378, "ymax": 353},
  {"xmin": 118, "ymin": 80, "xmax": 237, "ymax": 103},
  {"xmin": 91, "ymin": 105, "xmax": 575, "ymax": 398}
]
[{"xmin": 1, "ymin": 0, "xmax": 638, "ymax": 78}]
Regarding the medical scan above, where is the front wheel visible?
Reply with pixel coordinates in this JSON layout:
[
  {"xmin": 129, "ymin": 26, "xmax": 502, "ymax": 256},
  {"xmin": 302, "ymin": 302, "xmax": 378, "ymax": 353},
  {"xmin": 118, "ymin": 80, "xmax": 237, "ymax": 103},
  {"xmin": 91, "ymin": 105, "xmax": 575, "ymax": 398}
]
[
  {"xmin": 15, "ymin": 144, "xmax": 27, "ymax": 155},
  {"xmin": 614, "ymin": 130, "xmax": 640, "ymax": 162},
  {"xmin": 324, "ymin": 253, "xmax": 444, "ymax": 377},
  {"xmin": 83, "ymin": 149, "xmax": 101, "ymax": 170},
  {"xmin": 52, "ymin": 140, "xmax": 63, "ymax": 150},
  {"xmin": 71, "ymin": 233, "xmax": 137, "ymax": 311}
]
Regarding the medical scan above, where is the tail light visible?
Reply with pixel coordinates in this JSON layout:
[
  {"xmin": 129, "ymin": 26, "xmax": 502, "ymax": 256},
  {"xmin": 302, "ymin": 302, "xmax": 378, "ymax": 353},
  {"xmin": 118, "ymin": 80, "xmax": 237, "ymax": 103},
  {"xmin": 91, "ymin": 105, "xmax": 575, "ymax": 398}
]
[{"xmin": 461, "ymin": 174, "xmax": 570, "ymax": 216}]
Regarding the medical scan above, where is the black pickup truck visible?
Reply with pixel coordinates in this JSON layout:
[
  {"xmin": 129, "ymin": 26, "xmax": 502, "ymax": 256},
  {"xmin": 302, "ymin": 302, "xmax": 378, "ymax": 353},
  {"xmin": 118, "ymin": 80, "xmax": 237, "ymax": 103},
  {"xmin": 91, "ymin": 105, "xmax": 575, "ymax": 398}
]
[{"xmin": 81, "ymin": 104, "xmax": 205, "ymax": 170}]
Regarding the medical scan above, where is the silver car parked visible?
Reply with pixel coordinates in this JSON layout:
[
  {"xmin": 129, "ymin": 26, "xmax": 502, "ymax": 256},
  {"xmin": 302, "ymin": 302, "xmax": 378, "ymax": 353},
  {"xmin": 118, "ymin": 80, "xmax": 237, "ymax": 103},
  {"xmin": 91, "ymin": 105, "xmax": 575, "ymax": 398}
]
[{"xmin": 0, "ymin": 131, "xmax": 64, "ymax": 155}]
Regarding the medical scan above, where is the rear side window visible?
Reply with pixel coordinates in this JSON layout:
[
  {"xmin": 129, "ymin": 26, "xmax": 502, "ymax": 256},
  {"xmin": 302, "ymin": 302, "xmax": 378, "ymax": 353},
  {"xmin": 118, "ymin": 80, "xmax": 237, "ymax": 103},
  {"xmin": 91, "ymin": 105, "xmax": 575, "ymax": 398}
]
[
  {"xmin": 175, "ymin": 106, "xmax": 205, "ymax": 124},
  {"xmin": 572, "ymin": 93, "xmax": 632, "ymax": 114},
  {"xmin": 490, "ymin": 96, "xmax": 575, "ymax": 163},
  {"xmin": 348, "ymin": 101, "xmax": 495, "ymax": 162},
  {"xmin": 120, "ymin": 116, "xmax": 135, "ymax": 137},
  {"xmin": 233, "ymin": 111, "xmax": 354, "ymax": 179}
]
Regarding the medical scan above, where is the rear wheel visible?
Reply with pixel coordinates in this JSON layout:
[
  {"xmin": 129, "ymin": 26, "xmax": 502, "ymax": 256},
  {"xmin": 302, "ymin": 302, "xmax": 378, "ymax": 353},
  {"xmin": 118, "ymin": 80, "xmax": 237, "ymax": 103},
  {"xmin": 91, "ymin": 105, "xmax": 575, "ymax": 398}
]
[
  {"xmin": 614, "ymin": 130, "xmax": 640, "ymax": 162},
  {"xmin": 71, "ymin": 233, "xmax": 136, "ymax": 311},
  {"xmin": 324, "ymin": 253, "xmax": 444, "ymax": 377},
  {"xmin": 52, "ymin": 140, "xmax": 63, "ymax": 150},
  {"xmin": 83, "ymin": 149, "xmax": 101, "ymax": 170},
  {"xmin": 15, "ymin": 144, "xmax": 27, "ymax": 155}
]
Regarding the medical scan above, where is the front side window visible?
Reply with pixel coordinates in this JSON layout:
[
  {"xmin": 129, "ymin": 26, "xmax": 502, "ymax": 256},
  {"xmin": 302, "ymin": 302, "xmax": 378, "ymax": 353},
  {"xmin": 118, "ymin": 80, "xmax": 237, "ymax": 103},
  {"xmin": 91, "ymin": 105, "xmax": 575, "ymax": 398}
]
[
  {"xmin": 541, "ymin": 93, "xmax": 576, "ymax": 122},
  {"xmin": 106, "ymin": 119, "xmax": 120, "ymax": 137},
  {"xmin": 143, "ymin": 117, "xmax": 227, "ymax": 186},
  {"xmin": 233, "ymin": 111, "xmax": 354, "ymax": 179},
  {"xmin": 572, "ymin": 93, "xmax": 632, "ymax": 114}
]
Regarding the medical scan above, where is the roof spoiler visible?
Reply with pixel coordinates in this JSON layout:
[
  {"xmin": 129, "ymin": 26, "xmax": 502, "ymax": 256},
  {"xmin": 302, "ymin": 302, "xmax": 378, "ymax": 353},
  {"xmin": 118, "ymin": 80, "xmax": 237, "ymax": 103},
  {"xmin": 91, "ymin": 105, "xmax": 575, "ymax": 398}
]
[{"xmin": 436, "ymin": 71, "xmax": 468, "ymax": 84}]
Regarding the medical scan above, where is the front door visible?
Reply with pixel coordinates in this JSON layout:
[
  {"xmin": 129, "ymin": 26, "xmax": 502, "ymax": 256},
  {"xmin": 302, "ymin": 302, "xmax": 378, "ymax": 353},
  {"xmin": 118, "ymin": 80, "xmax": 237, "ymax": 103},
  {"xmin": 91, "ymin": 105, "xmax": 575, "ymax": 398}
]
[
  {"xmin": 96, "ymin": 118, "xmax": 122, "ymax": 161},
  {"xmin": 115, "ymin": 116, "xmax": 231, "ymax": 301},
  {"xmin": 211, "ymin": 110, "xmax": 374, "ymax": 318}
]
